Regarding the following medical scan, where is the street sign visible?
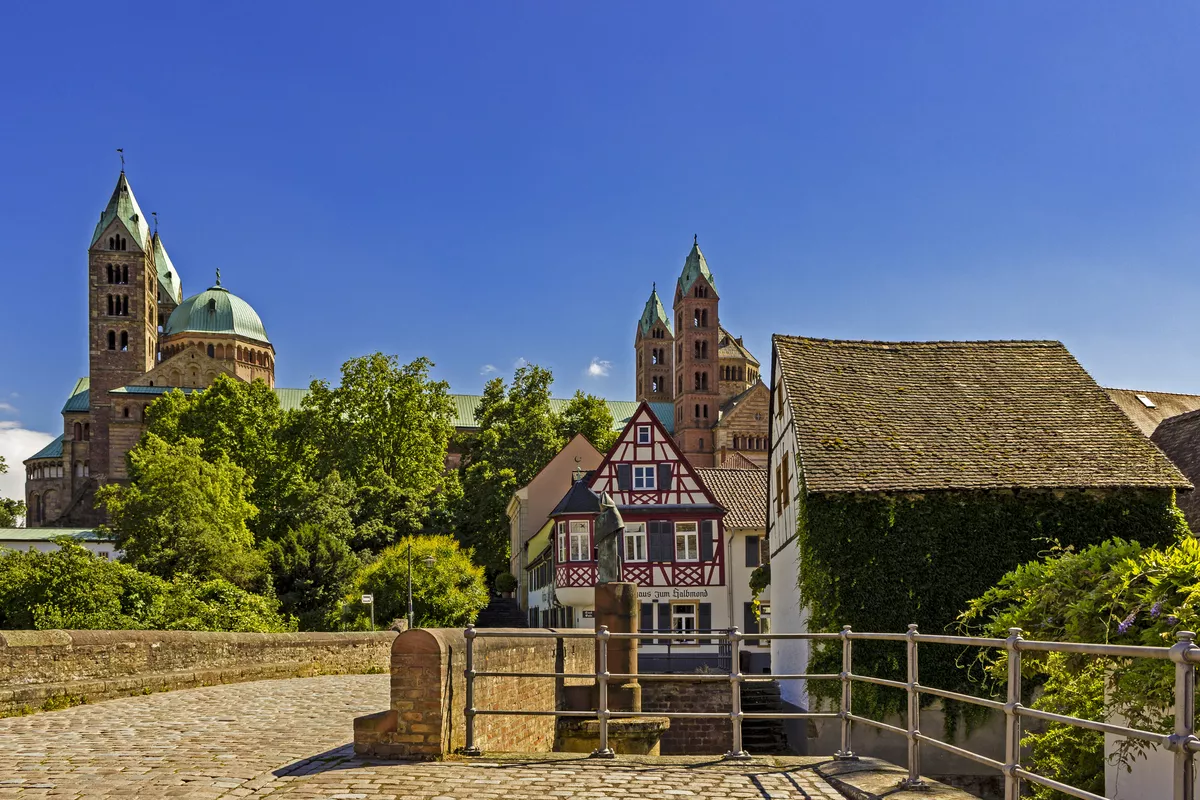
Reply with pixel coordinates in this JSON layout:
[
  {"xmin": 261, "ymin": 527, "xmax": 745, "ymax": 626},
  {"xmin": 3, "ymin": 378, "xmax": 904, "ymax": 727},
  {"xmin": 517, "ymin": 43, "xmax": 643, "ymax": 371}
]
[{"xmin": 361, "ymin": 594, "xmax": 373, "ymax": 604}]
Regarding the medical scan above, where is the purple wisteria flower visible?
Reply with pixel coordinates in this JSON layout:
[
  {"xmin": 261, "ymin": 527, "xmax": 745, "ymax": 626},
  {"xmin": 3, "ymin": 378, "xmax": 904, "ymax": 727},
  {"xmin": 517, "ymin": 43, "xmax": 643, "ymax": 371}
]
[
  {"xmin": 1117, "ymin": 611, "xmax": 1137, "ymax": 635},
  {"xmin": 1150, "ymin": 602, "xmax": 1163, "ymax": 619}
]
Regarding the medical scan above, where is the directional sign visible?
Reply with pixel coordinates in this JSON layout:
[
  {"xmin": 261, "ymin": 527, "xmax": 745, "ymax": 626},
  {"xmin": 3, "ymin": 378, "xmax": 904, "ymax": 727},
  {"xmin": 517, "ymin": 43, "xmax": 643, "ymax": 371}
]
[{"xmin": 361, "ymin": 594, "xmax": 374, "ymax": 604}]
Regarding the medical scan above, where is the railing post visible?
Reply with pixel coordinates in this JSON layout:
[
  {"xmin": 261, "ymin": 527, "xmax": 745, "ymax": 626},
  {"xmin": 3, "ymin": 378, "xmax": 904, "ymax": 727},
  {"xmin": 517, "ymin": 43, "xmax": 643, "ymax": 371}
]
[
  {"xmin": 725, "ymin": 627, "xmax": 751, "ymax": 760},
  {"xmin": 1003, "ymin": 627, "xmax": 1023, "ymax": 800},
  {"xmin": 900, "ymin": 623, "xmax": 924, "ymax": 788},
  {"xmin": 464, "ymin": 625, "xmax": 482, "ymax": 756},
  {"xmin": 591, "ymin": 625, "xmax": 615, "ymax": 758},
  {"xmin": 1170, "ymin": 631, "xmax": 1197, "ymax": 800},
  {"xmin": 835, "ymin": 625, "xmax": 856, "ymax": 760}
]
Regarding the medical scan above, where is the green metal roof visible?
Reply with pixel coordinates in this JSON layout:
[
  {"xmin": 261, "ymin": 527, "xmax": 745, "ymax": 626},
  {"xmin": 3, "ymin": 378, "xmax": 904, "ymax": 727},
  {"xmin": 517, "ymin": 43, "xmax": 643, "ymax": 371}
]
[
  {"xmin": 90, "ymin": 172, "xmax": 151, "ymax": 249},
  {"xmin": 677, "ymin": 238, "xmax": 716, "ymax": 296},
  {"xmin": 0, "ymin": 528, "xmax": 112, "ymax": 543},
  {"xmin": 26, "ymin": 435, "xmax": 64, "ymax": 462},
  {"xmin": 61, "ymin": 377, "xmax": 90, "ymax": 413},
  {"xmin": 637, "ymin": 287, "xmax": 672, "ymax": 337},
  {"xmin": 449, "ymin": 395, "xmax": 673, "ymax": 433},
  {"xmin": 152, "ymin": 234, "xmax": 183, "ymax": 305},
  {"xmin": 164, "ymin": 284, "xmax": 270, "ymax": 344},
  {"xmin": 273, "ymin": 388, "xmax": 309, "ymax": 412}
]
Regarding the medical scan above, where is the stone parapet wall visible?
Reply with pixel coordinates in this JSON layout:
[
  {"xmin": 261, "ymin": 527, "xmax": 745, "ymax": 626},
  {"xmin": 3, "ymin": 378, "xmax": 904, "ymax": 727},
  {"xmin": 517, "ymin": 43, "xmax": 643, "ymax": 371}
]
[
  {"xmin": 0, "ymin": 629, "xmax": 396, "ymax": 716},
  {"xmin": 642, "ymin": 679, "xmax": 732, "ymax": 754},
  {"xmin": 355, "ymin": 628, "xmax": 594, "ymax": 759}
]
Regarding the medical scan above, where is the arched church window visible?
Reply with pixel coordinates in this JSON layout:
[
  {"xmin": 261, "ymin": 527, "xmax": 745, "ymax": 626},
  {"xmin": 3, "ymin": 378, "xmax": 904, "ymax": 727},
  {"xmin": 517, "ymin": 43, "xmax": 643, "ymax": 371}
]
[
  {"xmin": 122, "ymin": 295, "xmax": 129, "ymax": 316},
  {"xmin": 694, "ymin": 404, "xmax": 700, "ymax": 419},
  {"xmin": 122, "ymin": 264, "xmax": 128, "ymax": 284},
  {"xmin": 73, "ymin": 422, "xmax": 82, "ymax": 441},
  {"xmin": 84, "ymin": 461, "xmax": 89, "ymax": 476},
  {"xmin": 123, "ymin": 406, "xmax": 130, "ymax": 418},
  {"xmin": 120, "ymin": 331, "xmax": 128, "ymax": 351},
  {"xmin": 207, "ymin": 344, "xmax": 215, "ymax": 358},
  {"xmin": 84, "ymin": 423, "xmax": 90, "ymax": 440},
  {"xmin": 703, "ymin": 404, "xmax": 708, "ymax": 419},
  {"xmin": 107, "ymin": 330, "xmax": 116, "ymax": 350}
]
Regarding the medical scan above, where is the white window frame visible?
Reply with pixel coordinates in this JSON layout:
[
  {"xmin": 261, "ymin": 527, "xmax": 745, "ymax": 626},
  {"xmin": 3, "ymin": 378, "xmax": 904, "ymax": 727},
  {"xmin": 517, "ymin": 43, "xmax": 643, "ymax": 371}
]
[
  {"xmin": 759, "ymin": 603, "xmax": 771, "ymax": 636},
  {"xmin": 633, "ymin": 464, "xmax": 657, "ymax": 490},
  {"xmin": 569, "ymin": 520, "xmax": 591, "ymax": 562},
  {"xmin": 675, "ymin": 522, "xmax": 699, "ymax": 562},
  {"xmin": 556, "ymin": 521, "xmax": 567, "ymax": 563},
  {"xmin": 637, "ymin": 425, "xmax": 651, "ymax": 444},
  {"xmin": 624, "ymin": 522, "xmax": 647, "ymax": 563},
  {"xmin": 672, "ymin": 603, "xmax": 697, "ymax": 645}
]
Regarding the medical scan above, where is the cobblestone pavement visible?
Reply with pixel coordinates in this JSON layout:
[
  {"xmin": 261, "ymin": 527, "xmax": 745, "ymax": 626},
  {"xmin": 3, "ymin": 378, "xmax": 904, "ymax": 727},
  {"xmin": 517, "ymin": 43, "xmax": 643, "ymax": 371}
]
[{"xmin": 0, "ymin": 675, "xmax": 843, "ymax": 799}]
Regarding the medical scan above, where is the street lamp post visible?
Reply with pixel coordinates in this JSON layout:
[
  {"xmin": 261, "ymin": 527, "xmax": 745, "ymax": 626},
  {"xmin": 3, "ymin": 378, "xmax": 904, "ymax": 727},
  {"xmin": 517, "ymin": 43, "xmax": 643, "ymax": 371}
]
[{"xmin": 407, "ymin": 539, "xmax": 436, "ymax": 630}]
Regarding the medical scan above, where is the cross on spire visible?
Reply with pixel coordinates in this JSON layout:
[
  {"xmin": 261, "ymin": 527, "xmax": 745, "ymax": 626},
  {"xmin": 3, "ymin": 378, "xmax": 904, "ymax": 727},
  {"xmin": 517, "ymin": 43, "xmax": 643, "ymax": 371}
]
[
  {"xmin": 215, "ymin": 268, "xmax": 221, "ymax": 287},
  {"xmin": 117, "ymin": 148, "xmax": 125, "ymax": 172}
]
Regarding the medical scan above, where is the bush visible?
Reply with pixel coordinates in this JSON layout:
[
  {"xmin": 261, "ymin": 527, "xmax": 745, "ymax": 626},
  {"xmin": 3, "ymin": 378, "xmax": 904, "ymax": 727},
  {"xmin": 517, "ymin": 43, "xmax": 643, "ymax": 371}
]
[
  {"xmin": 339, "ymin": 535, "xmax": 488, "ymax": 629},
  {"xmin": 494, "ymin": 572, "xmax": 518, "ymax": 593}
]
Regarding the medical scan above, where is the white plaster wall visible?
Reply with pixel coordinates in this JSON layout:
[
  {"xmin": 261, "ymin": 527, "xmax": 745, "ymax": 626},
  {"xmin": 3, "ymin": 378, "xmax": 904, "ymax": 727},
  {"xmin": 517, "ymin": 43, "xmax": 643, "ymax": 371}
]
[
  {"xmin": 0, "ymin": 540, "xmax": 118, "ymax": 558},
  {"xmin": 727, "ymin": 527, "xmax": 769, "ymax": 659},
  {"xmin": 1105, "ymin": 708, "xmax": 1193, "ymax": 798}
]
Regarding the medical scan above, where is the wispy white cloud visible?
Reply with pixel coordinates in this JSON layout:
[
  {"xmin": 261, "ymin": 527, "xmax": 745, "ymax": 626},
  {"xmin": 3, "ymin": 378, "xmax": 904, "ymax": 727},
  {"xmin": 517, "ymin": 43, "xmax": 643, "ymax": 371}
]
[
  {"xmin": 0, "ymin": 423, "xmax": 54, "ymax": 511},
  {"xmin": 513, "ymin": 357, "xmax": 528, "ymax": 370},
  {"xmin": 0, "ymin": 402, "xmax": 16, "ymax": 415},
  {"xmin": 587, "ymin": 358, "xmax": 612, "ymax": 378},
  {"xmin": 480, "ymin": 364, "xmax": 497, "ymax": 376}
]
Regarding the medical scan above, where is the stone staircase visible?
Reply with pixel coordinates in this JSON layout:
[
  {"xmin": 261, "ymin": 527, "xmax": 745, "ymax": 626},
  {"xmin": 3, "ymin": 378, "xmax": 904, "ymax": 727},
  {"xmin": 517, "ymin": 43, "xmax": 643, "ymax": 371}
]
[
  {"xmin": 474, "ymin": 596, "xmax": 528, "ymax": 628},
  {"xmin": 740, "ymin": 679, "xmax": 791, "ymax": 755}
]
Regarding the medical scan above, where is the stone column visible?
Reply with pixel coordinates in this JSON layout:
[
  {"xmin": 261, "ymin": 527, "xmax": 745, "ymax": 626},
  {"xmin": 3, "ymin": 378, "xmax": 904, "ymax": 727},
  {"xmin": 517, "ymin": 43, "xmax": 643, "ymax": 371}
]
[{"xmin": 594, "ymin": 582, "xmax": 641, "ymax": 712}]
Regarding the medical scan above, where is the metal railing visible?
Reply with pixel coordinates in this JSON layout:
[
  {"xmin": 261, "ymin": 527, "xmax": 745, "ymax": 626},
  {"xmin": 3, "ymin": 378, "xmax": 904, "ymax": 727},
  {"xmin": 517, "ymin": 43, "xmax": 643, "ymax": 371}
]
[{"xmin": 463, "ymin": 624, "xmax": 1200, "ymax": 800}]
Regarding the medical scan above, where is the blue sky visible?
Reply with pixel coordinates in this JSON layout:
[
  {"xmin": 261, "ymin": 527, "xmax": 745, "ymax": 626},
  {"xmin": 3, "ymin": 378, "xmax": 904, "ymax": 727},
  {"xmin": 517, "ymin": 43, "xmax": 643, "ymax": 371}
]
[{"xmin": 2, "ymin": 3, "xmax": 1200, "ymax": 496}]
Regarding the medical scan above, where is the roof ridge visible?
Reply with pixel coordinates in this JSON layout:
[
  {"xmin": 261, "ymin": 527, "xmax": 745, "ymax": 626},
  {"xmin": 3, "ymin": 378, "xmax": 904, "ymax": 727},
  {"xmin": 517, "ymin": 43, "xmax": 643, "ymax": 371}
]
[
  {"xmin": 1104, "ymin": 386, "xmax": 1200, "ymax": 398},
  {"xmin": 773, "ymin": 334, "xmax": 1065, "ymax": 348}
]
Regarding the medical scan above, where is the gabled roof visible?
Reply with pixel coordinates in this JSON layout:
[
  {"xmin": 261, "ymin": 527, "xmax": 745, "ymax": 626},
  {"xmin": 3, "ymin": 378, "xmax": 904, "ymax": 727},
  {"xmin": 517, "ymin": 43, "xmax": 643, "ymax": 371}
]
[
  {"xmin": 718, "ymin": 327, "xmax": 759, "ymax": 366},
  {"xmin": 1105, "ymin": 388, "xmax": 1200, "ymax": 437},
  {"xmin": 91, "ymin": 172, "xmax": 151, "ymax": 249},
  {"xmin": 637, "ymin": 286, "xmax": 672, "ymax": 337},
  {"xmin": 719, "ymin": 381, "xmax": 766, "ymax": 418},
  {"xmin": 774, "ymin": 336, "xmax": 1190, "ymax": 494},
  {"xmin": 26, "ymin": 435, "xmax": 64, "ymax": 462},
  {"xmin": 1150, "ymin": 409, "xmax": 1200, "ymax": 529},
  {"xmin": 696, "ymin": 468, "xmax": 766, "ymax": 529},
  {"xmin": 677, "ymin": 238, "xmax": 716, "ymax": 296},
  {"xmin": 719, "ymin": 450, "xmax": 761, "ymax": 469},
  {"xmin": 152, "ymin": 233, "xmax": 183, "ymax": 305}
]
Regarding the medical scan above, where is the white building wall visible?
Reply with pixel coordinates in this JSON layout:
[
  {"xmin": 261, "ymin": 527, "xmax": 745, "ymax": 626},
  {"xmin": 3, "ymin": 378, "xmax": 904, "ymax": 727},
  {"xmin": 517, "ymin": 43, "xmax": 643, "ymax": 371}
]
[
  {"xmin": 0, "ymin": 539, "xmax": 118, "ymax": 558},
  {"xmin": 767, "ymin": 347, "xmax": 810, "ymax": 708}
]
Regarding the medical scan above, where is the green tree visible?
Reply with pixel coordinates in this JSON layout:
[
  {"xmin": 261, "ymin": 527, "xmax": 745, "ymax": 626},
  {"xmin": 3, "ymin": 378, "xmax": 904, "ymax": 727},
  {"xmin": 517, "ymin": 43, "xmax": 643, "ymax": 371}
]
[
  {"xmin": 558, "ymin": 390, "xmax": 618, "ymax": 452},
  {"xmin": 98, "ymin": 434, "xmax": 265, "ymax": 589},
  {"xmin": 261, "ymin": 522, "xmax": 360, "ymax": 629},
  {"xmin": 0, "ymin": 455, "xmax": 25, "ymax": 527},
  {"xmin": 0, "ymin": 542, "xmax": 293, "ymax": 632},
  {"xmin": 341, "ymin": 535, "xmax": 488, "ymax": 629},
  {"xmin": 301, "ymin": 353, "xmax": 454, "ymax": 496},
  {"xmin": 456, "ymin": 364, "xmax": 565, "ymax": 572}
]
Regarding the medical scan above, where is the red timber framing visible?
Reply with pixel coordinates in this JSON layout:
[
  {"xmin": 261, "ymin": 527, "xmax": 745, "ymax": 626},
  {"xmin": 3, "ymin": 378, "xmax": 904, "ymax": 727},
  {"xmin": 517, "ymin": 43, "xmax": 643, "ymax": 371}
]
[{"xmin": 583, "ymin": 401, "xmax": 727, "ymax": 588}]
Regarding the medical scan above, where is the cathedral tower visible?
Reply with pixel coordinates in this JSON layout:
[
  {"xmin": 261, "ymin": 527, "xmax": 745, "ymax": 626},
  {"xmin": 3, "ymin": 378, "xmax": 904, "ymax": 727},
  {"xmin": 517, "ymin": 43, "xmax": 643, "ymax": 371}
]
[
  {"xmin": 634, "ymin": 284, "xmax": 674, "ymax": 404},
  {"xmin": 672, "ymin": 237, "xmax": 720, "ymax": 467},
  {"xmin": 87, "ymin": 172, "xmax": 159, "ymax": 481}
]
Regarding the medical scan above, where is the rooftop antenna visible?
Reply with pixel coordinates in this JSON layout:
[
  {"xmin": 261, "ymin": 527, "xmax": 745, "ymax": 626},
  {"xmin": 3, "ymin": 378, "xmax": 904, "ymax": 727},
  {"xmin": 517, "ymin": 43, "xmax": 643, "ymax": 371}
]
[{"xmin": 117, "ymin": 148, "xmax": 125, "ymax": 172}]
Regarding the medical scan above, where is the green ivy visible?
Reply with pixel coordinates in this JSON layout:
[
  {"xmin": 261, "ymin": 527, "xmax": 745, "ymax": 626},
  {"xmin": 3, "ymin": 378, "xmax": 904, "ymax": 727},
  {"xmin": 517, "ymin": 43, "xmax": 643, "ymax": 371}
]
[{"xmin": 797, "ymin": 486, "xmax": 1188, "ymax": 718}]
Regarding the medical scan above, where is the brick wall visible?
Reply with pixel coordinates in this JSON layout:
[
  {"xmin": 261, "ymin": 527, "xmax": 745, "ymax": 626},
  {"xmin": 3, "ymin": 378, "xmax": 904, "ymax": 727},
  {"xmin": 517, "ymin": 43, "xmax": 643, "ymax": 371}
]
[
  {"xmin": 642, "ymin": 679, "xmax": 732, "ymax": 755},
  {"xmin": 0, "ymin": 629, "xmax": 395, "ymax": 716},
  {"xmin": 355, "ymin": 628, "xmax": 594, "ymax": 759}
]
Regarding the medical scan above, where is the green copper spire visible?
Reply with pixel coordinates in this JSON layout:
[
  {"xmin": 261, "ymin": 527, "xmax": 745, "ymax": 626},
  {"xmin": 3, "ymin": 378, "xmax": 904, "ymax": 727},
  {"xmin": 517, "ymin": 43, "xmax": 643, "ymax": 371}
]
[
  {"xmin": 91, "ymin": 172, "xmax": 152, "ymax": 249},
  {"xmin": 677, "ymin": 235, "xmax": 716, "ymax": 295},
  {"xmin": 638, "ymin": 283, "xmax": 672, "ymax": 336},
  {"xmin": 151, "ymin": 233, "xmax": 183, "ymax": 305}
]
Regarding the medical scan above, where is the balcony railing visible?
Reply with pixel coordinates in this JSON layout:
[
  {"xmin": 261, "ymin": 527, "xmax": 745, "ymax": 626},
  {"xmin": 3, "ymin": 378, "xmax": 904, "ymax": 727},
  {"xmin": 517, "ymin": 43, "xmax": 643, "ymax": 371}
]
[{"xmin": 463, "ymin": 624, "xmax": 1200, "ymax": 800}]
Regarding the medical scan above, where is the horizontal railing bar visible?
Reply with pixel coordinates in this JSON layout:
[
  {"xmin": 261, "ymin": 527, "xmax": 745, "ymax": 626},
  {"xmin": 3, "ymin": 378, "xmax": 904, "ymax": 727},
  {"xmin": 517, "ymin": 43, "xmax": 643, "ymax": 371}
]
[
  {"xmin": 608, "ymin": 710, "xmax": 730, "ymax": 719},
  {"xmin": 607, "ymin": 672, "xmax": 728, "ymax": 682},
  {"xmin": 473, "ymin": 709, "xmax": 596, "ymax": 717},
  {"xmin": 850, "ymin": 673, "xmax": 908, "ymax": 691},
  {"xmin": 913, "ymin": 732, "xmax": 1005, "ymax": 771},
  {"xmin": 744, "ymin": 673, "xmax": 841, "ymax": 682},
  {"xmin": 847, "ymin": 713, "xmax": 908, "ymax": 738},
  {"xmin": 742, "ymin": 632, "xmax": 842, "ymax": 641},
  {"xmin": 847, "ymin": 632, "xmax": 909, "ymax": 642},
  {"xmin": 1015, "ymin": 706, "xmax": 1171, "ymax": 746},
  {"xmin": 1190, "ymin": 738, "xmax": 1200, "ymax": 753},
  {"xmin": 471, "ymin": 629, "xmax": 594, "ymax": 639},
  {"xmin": 742, "ymin": 712, "xmax": 840, "ymax": 720},
  {"xmin": 916, "ymin": 684, "xmax": 1006, "ymax": 711},
  {"xmin": 609, "ymin": 632, "xmax": 729, "ymax": 640},
  {"xmin": 913, "ymin": 633, "xmax": 1009, "ymax": 648},
  {"xmin": 473, "ymin": 671, "xmax": 595, "ymax": 680},
  {"xmin": 1013, "ymin": 767, "xmax": 1105, "ymax": 800},
  {"xmin": 1015, "ymin": 640, "xmax": 1171, "ymax": 660}
]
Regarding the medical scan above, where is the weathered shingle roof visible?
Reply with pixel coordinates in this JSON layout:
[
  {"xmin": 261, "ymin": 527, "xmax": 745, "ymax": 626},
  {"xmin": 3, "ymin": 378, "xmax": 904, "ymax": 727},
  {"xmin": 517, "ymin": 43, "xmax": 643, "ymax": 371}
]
[
  {"xmin": 774, "ymin": 336, "xmax": 1190, "ymax": 493},
  {"xmin": 696, "ymin": 468, "xmax": 766, "ymax": 529},
  {"xmin": 719, "ymin": 451, "xmax": 761, "ymax": 470},
  {"xmin": 1151, "ymin": 410, "xmax": 1200, "ymax": 529},
  {"xmin": 718, "ymin": 327, "xmax": 759, "ymax": 367},
  {"xmin": 1105, "ymin": 388, "xmax": 1200, "ymax": 437}
]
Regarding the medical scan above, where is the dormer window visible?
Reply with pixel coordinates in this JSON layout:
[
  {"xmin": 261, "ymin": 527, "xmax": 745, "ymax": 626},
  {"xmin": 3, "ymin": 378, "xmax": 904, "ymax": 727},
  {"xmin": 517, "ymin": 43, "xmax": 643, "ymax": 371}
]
[{"xmin": 637, "ymin": 425, "xmax": 651, "ymax": 444}]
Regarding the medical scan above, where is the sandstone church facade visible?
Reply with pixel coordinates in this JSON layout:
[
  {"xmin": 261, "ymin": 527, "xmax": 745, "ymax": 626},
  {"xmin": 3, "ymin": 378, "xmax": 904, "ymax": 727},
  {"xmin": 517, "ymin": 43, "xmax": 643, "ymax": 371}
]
[
  {"xmin": 633, "ymin": 238, "xmax": 770, "ymax": 468},
  {"xmin": 23, "ymin": 172, "xmax": 277, "ymax": 528}
]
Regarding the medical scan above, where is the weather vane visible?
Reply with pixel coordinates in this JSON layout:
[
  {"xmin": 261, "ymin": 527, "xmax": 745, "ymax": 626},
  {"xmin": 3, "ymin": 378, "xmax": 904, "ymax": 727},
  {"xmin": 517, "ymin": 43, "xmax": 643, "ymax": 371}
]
[
  {"xmin": 117, "ymin": 148, "xmax": 125, "ymax": 171},
  {"xmin": 151, "ymin": 211, "xmax": 158, "ymax": 234}
]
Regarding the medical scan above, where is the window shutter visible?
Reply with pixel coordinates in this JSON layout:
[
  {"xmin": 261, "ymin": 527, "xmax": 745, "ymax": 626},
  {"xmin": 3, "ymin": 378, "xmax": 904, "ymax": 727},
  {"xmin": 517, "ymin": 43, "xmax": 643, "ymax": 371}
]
[
  {"xmin": 699, "ymin": 603, "xmax": 712, "ymax": 644},
  {"xmin": 649, "ymin": 521, "xmax": 671, "ymax": 562},
  {"xmin": 656, "ymin": 603, "xmax": 671, "ymax": 645},
  {"xmin": 700, "ymin": 520, "xmax": 715, "ymax": 561},
  {"xmin": 743, "ymin": 602, "xmax": 760, "ymax": 647},
  {"xmin": 617, "ymin": 463, "xmax": 632, "ymax": 491},
  {"xmin": 640, "ymin": 602, "xmax": 653, "ymax": 634},
  {"xmin": 745, "ymin": 535, "xmax": 760, "ymax": 568},
  {"xmin": 657, "ymin": 462, "xmax": 673, "ymax": 491}
]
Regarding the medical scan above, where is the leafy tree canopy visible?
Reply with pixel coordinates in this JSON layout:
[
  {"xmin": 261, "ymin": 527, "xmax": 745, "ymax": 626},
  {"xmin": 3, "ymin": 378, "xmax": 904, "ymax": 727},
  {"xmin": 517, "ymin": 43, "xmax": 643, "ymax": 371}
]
[
  {"xmin": 559, "ymin": 390, "xmax": 618, "ymax": 452},
  {"xmin": 341, "ymin": 535, "xmax": 488, "ymax": 629},
  {"xmin": 98, "ymin": 434, "xmax": 265, "ymax": 589},
  {"xmin": 0, "ymin": 455, "xmax": 24, "ymax": 527},
  {"xmin": 261, "ymin": 522, "xmax": 360, "ymax": 630}
]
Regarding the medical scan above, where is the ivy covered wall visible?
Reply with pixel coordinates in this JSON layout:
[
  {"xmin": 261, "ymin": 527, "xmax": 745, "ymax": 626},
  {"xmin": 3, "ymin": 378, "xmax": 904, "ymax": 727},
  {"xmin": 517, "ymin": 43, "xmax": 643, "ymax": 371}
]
[{"xmin": 798, "ymin": 485, "xmax": 1189, "ymax": 711}]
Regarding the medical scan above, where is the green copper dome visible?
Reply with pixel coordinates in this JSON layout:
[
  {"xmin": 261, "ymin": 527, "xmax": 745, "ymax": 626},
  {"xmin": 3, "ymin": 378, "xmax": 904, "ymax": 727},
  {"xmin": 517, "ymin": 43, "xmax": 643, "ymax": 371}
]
[{"xmin": 164, "ymin": 281, "xmax": 270, "ymax": 344}]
